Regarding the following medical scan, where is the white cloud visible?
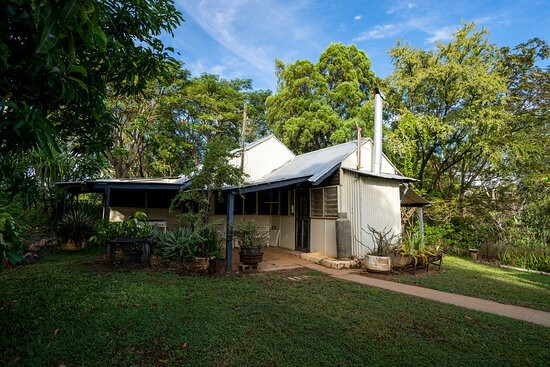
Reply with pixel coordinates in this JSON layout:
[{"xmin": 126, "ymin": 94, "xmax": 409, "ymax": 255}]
[
  {"xmin": 387, "ymin": 1, "xmax": 416, "ymax": 14},
  {"xmin": 354, "ymin": 15, "xmax": 362, "ymax": 21},
  {"xmin": 425, "ymin": 26, "xmax": 456, "ymax": 43},
  {"xmin": 177, "ymin": 0, "xmax": 317, "ymax": 80},
  {"xmin": 353, "ymin": 16, "xmax": 461, "ymax": 45},
  {"xmin": 353, "ymin": 24, "xmax": 398, "ymax": 41}
]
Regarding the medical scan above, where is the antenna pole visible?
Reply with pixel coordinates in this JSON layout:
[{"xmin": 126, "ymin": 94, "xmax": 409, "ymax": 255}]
[
  {"xmin": 356, "ymin": 121, "xmax": 362, "ymax": 170},
  {"xmin": 240, "ymin": 103, "xmax": 247, "ymax": 170}
]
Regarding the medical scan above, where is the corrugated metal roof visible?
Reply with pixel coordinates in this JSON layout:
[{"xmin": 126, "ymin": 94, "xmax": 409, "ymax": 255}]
[
  {"xmin": 90, "ymin": 177, "xmax": 189, "ymax": 185},
  {"xmin": 250, "ymin": 141, "xmax": 359, "ymax": 185},
  {"xmin": 342, "ymin": 168, "xmax": 418, "ymax": 183},
  {"xmin": 400, "ymin": 186, "xmax": 431, "ymax": 207},
  {"xmin": 229, "ymin": 134, "xmax": 275, "ymax": 154}
]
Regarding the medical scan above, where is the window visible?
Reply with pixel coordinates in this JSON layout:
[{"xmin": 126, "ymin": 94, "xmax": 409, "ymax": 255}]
[
  {"xmin": 310, "ymin": 186, "xmax": 338, "ymax": 218},
  {"xmin": 244, "ymin": 192, "xmax": 257, "ymax": 215},
  {"xmin": 311, "ymin": 189, "xmax": 324, "ymax": 217},
  {"xmin": 280, "ymin": 190, "xmax": 289, "ymax": 216},
  {"xmin": 258, "ymin": 191, "xmax": 279, "ymax": 215}
]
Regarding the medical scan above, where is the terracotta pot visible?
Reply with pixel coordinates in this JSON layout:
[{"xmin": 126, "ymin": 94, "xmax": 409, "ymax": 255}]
[
  {"xmin": 469, "ymin": 249, "xmax": 479, "ymax": 262},
  {"xmin": 194, "ymin": 257, "xmax": 209, "ymax": 272},
  {"xmin": 60, "ymin": 240, "xmax": 81, "ymax": 251},
  {"xmin": 363, "ymin": 255, "xmax": 391, "ymax": 272},
  {"xmin": 208, "ymin": 259, "xmax": 227, "ymax": 276},
  {"xmin": 123, "ymin": 250, "xmax": 142, "ymax": 269}
]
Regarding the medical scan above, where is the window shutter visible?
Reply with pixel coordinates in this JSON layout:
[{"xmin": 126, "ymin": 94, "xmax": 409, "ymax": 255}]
[
  {"xmin": 324, "ymin": 187, "xmax": 338, "ymax": 217},
  {"xmin": 311, "ymin": 188, "xmax": 324, "ymax": 217}
]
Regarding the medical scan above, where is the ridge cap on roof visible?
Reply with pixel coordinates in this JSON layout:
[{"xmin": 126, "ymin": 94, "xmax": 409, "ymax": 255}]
[{"xmin": 293, "ymin": 137, "xmax": 371, "ymax": 158}]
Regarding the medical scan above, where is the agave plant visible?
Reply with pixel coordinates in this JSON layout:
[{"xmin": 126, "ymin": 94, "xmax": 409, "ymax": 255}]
[
  {"xmin": 56, "ymin": 209, "xmax": 97, "ymax": 247},
  {"xmin": 155, "ymin": 228, "xmax": 203, "ymax": 262}
]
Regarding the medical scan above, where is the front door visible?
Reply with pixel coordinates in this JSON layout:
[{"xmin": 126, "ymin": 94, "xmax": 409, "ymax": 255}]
[{"xmin": 295, "ymin": 189, "xmax": 310, "ymax": 252}]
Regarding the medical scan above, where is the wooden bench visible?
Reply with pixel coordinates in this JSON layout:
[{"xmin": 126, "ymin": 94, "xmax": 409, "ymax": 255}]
[{"xmin": 106, "ymin": 237, "xmax": 154, "ymax": 266}]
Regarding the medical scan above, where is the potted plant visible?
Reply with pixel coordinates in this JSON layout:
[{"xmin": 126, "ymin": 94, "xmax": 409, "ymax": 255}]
[
  {"xmin": 361, "ymin": 225, "xmax": 399, "ymax": 273},
  {"xmin": 56, "ymin": 209, "xmax": 97, "ymax": 250},
  {"xmin": 469, "ymin": 248, "xmax": 479, "ymax": 262},
  {"xmin": 234, "ymin": 220, "xmax": 269, "ymax": 267},
  {"xmin": 201, "ymin": 225, "xmax": 227, "ymax": 275}
]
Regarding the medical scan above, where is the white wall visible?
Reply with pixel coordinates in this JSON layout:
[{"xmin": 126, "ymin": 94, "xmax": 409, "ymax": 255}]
[
  {"xmin": 110, "ymin": 207, "xmax": 182, "ymax": 230},
  {"xmin": 310, "ymin": 219, "xmax": 337, "ymax": 257},
  {"xmin": 341, "ymin": 139, "xmax": 397, "ymax": 174},
  {"xmin": 211, "ymin": 214, "xmax": 295, "ymax": 249},
  {"xmin": 340, "ymin": 170, "xmax": 402, "ymax": 259},
  {"xmin": 229, "ymin": 136, "xmax": 295, "ymax": 182}
]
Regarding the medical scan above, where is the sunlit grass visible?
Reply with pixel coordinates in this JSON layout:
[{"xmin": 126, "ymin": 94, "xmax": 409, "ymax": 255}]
[
  {"xmin": 1, "ymin": 251, "xmax": 549, "ymax": 366},
  {"xmin": 389, "ymin": 255, "xmax": 550, "ymax": 311}
]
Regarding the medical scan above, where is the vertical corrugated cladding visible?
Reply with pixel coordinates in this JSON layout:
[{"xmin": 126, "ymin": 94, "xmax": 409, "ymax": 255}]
[{"xmin": 340, "ymin": 169, "xmax": 402, "ymax": 259}]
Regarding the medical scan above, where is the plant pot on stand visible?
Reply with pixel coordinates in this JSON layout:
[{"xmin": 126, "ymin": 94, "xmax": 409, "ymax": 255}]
[
  {"xmin": 469, "ymin": 249, "xmax": 479, "ymax": 262},
  {"xmin": 239, "ymin": 247, "xmax": 263, "ymax": 267},
  {"xmin": 362, "ymin": 254, "xmax": 392, "ymax": 272},
  {"xmin": 208, "ymin": 258, "xmax": 227, "ymax": 275}
]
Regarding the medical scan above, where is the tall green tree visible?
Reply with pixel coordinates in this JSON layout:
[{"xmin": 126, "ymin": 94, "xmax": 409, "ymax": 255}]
[
  {"xmin": 266, "ymin": 43, "xmax": 379, "ymax": 153},
  {"xmin": 1, "ymin": 0, "xmax": 183, "ymax": 161},
  {"xmin": 386, "ymin": 23, "xmax": 509, "ymax": 200}
]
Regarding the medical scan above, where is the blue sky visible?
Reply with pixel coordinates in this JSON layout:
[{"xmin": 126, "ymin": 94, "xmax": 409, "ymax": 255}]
[{"xmin": 163, "ymin": 0, "xmax": 550, "ymax": 90}]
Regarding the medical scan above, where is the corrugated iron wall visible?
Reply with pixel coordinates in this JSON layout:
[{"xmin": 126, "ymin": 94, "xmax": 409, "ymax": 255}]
[{"xmin": 340, "ymin": 170, "xmax": 402, "ymax": 259}]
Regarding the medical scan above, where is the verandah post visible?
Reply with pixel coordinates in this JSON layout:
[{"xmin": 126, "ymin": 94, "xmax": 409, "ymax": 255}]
[
  {"xmin": 103, "ymin": 187, "xmax": 111, "ymax": 223},
  {"xmin": 418, "ymin": 207, "xmax": 424, "ymax": 243},
  {"xmin": 226, "ymin": 191, "xmax": 235, "ymax": 273}
]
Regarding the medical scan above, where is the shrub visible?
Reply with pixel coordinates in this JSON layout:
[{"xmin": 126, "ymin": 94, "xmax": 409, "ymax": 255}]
[
  {"xmin": 56, "ymin": 209, "xmax": 97, "ymax": 247},
  {"xmin": 0, "ymin": 208, "xmax": 25, "ymax": 268},
  {"xmin": 155, "ymin": 228, "xmax": 202, "ymax": 262},
  {"xmin": 499, "ymin": 226, "xmax": 550, "ymax": 272},
  {"xmin": 233, "ymin": 221, "xmax": 269, "ymax": 250},
  {"xmin": 200, "ymin": 225, "xmax": 224, "ymax": 259},
  {"xmin": 93, "ymin": 211, "xmax": 157, "ymax": 245}
]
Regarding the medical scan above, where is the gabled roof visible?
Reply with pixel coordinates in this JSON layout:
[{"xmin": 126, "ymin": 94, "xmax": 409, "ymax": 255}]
[
  {"xmin": 253, "ymin": 141, "xmax": 358, "ymax": 185},
  {"xmin": 342, "ymin": 168, "xmax": 418, "ymax": 183}
]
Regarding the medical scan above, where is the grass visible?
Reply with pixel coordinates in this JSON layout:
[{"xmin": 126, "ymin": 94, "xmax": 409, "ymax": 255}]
[
  {"xmin": 385, "ymin": 256, "xmax": 550, "ymax": 312},
  {"xmin": 1, "ymin": 251, "xmax": 549, "ymax": 366}
]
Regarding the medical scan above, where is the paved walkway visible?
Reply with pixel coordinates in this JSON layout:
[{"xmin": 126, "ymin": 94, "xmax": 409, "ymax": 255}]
[{"xmin": 257, "ymin": 247, "xmax": 550, "ymax": 328}]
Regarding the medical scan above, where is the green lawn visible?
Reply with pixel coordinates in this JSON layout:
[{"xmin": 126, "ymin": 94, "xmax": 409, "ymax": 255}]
[
  {"xmin": 386, "ymin": 256, "xmax": 550, "ymax": 312},
  {"xmin": 1, "ymin": 251, "xmax": 549, "ymax": 366}
]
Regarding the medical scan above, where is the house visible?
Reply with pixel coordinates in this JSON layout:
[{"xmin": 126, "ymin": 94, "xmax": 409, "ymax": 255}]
[{"xmin": 58, "ymin": 90, "xmax": 429, "ymax": 265}]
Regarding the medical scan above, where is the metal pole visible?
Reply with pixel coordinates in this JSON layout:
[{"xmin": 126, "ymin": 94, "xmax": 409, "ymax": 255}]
[
  {"xmin": 240, "ymin": 104, "xmax": 247, "ymax": 171},
  {"xmin": 103, "ymin": 187, "xmax": 111, "ymax": 223},
  {"xmin": 373, "ymin": 88, "xmax": 384, "ymax": 174},
  {"xmin": 418, "ymin": 207, "xmax": 424, "ymax": 243},
  {"xmin": 62, "ymin": 186, "xmax": 68, "ymax": 215},
  {"xmin": 226, "ymin": 191, "xmax": 235, "ymax": 273}
]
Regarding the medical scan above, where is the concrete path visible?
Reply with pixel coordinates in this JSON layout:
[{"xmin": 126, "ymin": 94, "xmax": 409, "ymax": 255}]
[{"xmin": 258, "ymin": 248, "xmax": 550, "ymax": 327}]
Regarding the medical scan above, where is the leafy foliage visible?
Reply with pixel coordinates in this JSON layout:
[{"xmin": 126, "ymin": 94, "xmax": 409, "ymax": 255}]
[
  {"xmin": 94, "ymin": 212, "xmax": 156, "ymax": 245},
  {"xmin": 266, "ymin": 43, "xmax": 379, "ymax": 153},
  {"xmin": 0, "ymin": 208, "xmax": 25, "ymax": 268},
  {"xmin": 155, "ymin": 228, "xmax": 202, "ymax": 262},
  {"xmin": 1, "ymin": 0, "xmax": 183, "ymax": 158},
  {"xmin": 387, "ymin": 23, "xmax": 549, "ymax": 268},
  {"xmin": 56, "ymin": 209, "xmax": 97, "ymax": 246},
  {"xmin": 233, "ymin": 220, "xmax": 269, "ymax": 249},
  {"xmin": 174, "ymin": 137, "xmax": 244, "ymax": 226}
]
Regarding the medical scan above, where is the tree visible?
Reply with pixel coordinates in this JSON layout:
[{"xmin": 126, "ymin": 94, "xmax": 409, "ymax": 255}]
[
  {"xmin": 174, "ymin": 137, "xmax": 244, "ymax": 226},
  {"xmin": 105, "ymin": 69, "xmax": 269, "ymax": 178},
  {"xmin": 0, "ymin": 0, "xmax": 183, "ymax": 264},
  {"xmin": 387, "ymin": 22, "xmax": 549, "ymax": 255},
  {"xmin": 1, "ymin": 0, "xmax": 183, "ymax": 161},
  {"xmin": 386, "ymin": 23, "xmax": 509, "ymax": 200},
  {"xmin": 266, "ymin": 43, "xmax": 379, "ymax": 153}
]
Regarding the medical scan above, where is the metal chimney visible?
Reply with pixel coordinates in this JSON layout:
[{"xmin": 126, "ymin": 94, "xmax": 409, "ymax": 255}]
[{"xmin": 373, "ymin": 88, "xmax": 384, "ymax": 174}]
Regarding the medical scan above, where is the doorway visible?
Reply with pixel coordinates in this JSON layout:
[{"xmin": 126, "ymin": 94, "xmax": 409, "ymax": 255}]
[{"xmin": 295, "ymin": 189, "xmax": 310, "ymax": 252}]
